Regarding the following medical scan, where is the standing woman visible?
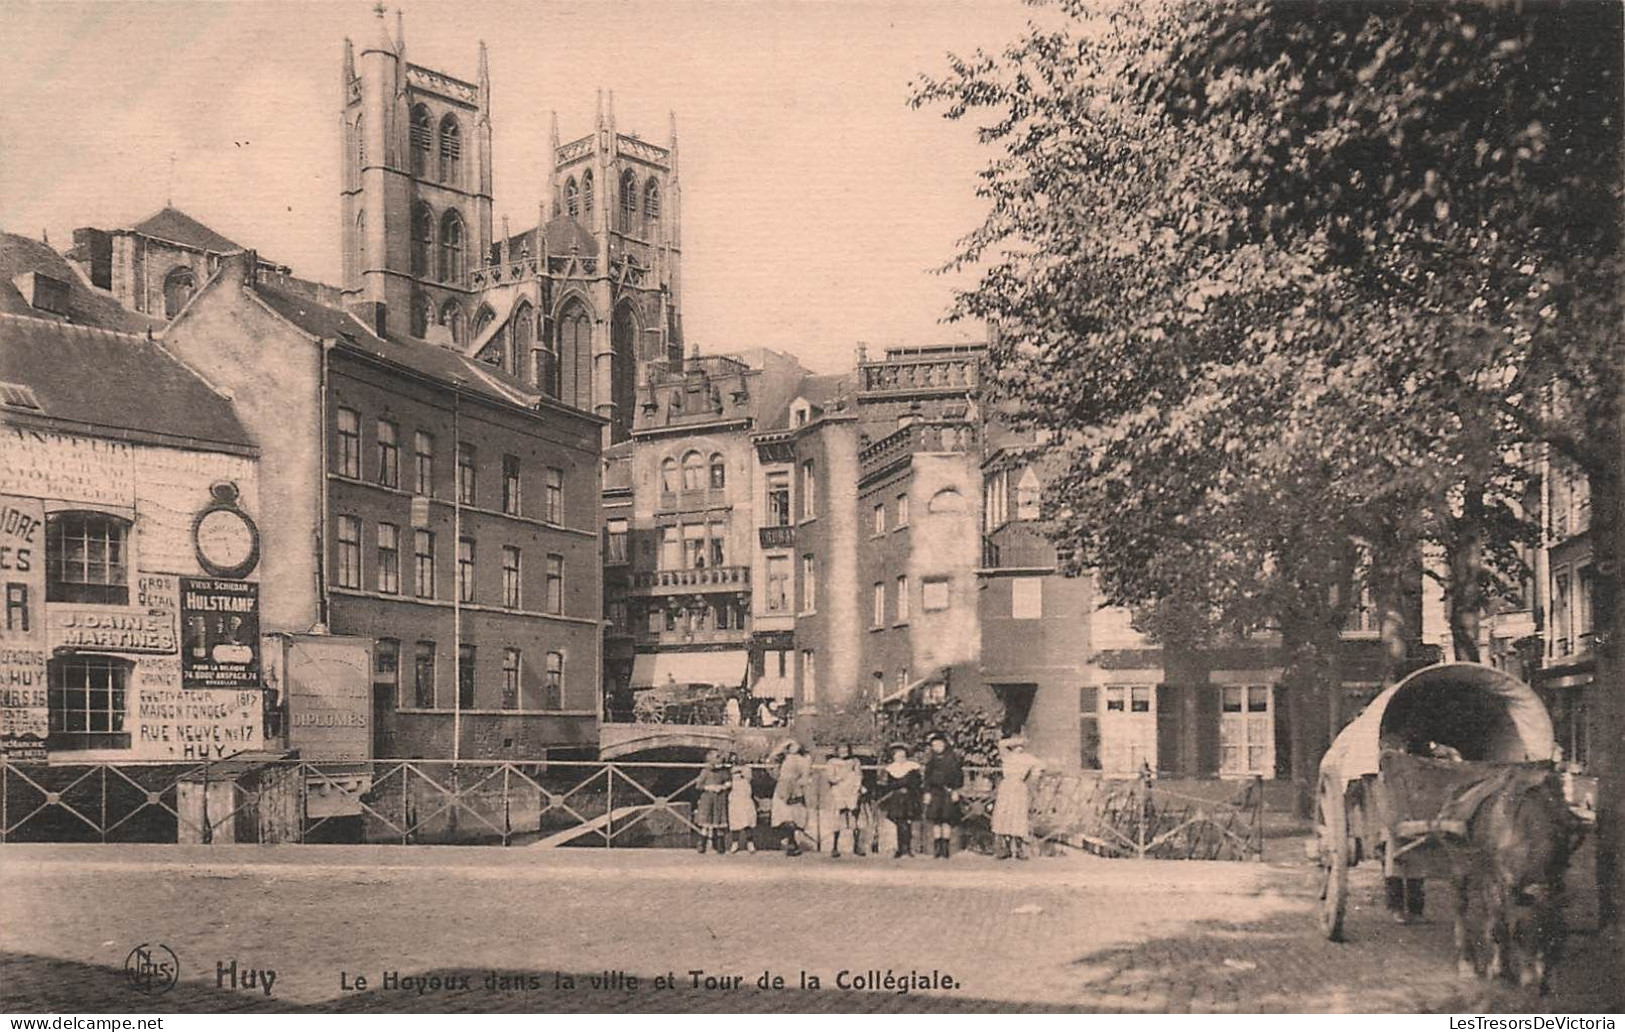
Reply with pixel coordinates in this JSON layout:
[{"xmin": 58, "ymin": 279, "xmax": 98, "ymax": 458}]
[
  {"xmin": 770, "ymin": 740, "xmax": 811, "ymax": 856},
  {"xmin": 990, "ymin": 736, "xmax": 1044, "ymax": 860},
  {"xmin": 695, "ymin": 749, "xmax": 731, "ymax": 854},
  {"xmin": 875, "ymin": 742, "xmax": 922, "ymax": 858},
  {"xmin": 921, "ymin": 732, "xmax": 964, "ymax": 859},
  {"xmin": 825, "ymin": 742, "xmax": 865, "ymax": 857},
  {"xmin": 726, "ymin": 753, "xmax": 758, "ymax": 854}
]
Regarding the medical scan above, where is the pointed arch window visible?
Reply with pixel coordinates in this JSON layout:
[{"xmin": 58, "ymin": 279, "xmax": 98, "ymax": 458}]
[
  {"xmin": 438, "ymin": 114, "xmax": 462, "ymax": 185},
  {"xmin": 354, "ymin": 114, "xmax": 365, "ymax": 171},
  {"xmin": 582, "ymin": 169, "xmax": 594, "ymax": 216},
  {"xmin": 564, "ymin": 177, "xmax": 579, "ymax": 218},
  {"xmin": 411, "ymin": 202, "xmax": 434, "ymax": 278},
  {"xmin": 438, "ymin": 209, "xmax": 464, "ymax": 283},
  {"xmin": 619, "ymin": 170, "xmax": 638, "ymax": 232},
  {"xmin": 643, "ymin": 178, "xmax": 661, "ymax": 234},
  {"xmin": 439, "ymin": 300, "xmax": 466, "ymax": 345},
  {"xmin": 555, "ymin": 300, "xmax": 592, "ymax": 409},
  {"xmin": 512, "ymin": 301, "xmax": 534, "ymax": 379},
  {"xmin": 162, "ymin": 266, "xmax": 195, "ymax": 319},
  {"xmin": 681, "ymin": 451, "xmax": 705, "ymax": 491},
  {"xmin": 410, "ymin": 104, "xmax": 432, "ymax": 177},
  {"xmin": 472, "ymin": 305, "xmax": 495, "ymax": 342},
  {"xmin": 356, "ymin": 210, "xmax": 367, "ymax": 271}
]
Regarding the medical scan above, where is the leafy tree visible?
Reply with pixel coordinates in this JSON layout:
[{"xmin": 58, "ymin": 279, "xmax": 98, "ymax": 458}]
[{"xmin": 914, "ymin": 0, "xmax": 1622, "ymax": 906}]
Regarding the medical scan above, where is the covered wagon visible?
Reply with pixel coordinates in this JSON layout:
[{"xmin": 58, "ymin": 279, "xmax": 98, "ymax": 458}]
[{"xmin": 1312, "ymin": 662, "xmax": 1557, "ymax": 940}]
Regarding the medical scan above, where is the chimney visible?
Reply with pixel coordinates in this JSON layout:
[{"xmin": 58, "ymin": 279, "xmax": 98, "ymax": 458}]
[{"xmin": 855, "ymin": 342, "xmax": 869, "ymax": 366}]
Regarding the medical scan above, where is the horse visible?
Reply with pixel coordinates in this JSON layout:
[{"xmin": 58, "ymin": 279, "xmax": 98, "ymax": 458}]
[{"xmin": 1447, "ymin": 766, "xmax": 1581, "ymax": 993}]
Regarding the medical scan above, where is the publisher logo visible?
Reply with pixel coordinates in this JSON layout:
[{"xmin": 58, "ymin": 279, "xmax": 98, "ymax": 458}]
[{"xmin": 124, "ymin": 943, "xmax": 178, "ymax": 996}]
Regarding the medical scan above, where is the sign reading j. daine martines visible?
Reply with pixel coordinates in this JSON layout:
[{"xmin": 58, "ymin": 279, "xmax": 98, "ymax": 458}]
[{"xmin": 181, "ymin": 577, "xmax": 260, "ymax": 688}]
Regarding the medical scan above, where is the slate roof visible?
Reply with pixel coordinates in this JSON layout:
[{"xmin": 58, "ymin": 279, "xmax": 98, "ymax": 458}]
[
  {"xmin": 0, "ymin": 231, "xmax": 157, "ymax": 332},
  {"xmin": 131, "ymin": 206, "xmax": 247, "ymax": 254},
  {"xmin": 0, "ymin": 312, "xmax": 252, "ymax": 451},
  {"xmin": 250, "ymin": 281, "xmax": 551, "ymax": 411}
]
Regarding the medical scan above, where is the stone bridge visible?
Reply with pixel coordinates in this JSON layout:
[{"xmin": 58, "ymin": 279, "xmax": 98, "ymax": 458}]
[{"xmin": 598, "ymin": 722, "xmax": 791, "ymax": 761}]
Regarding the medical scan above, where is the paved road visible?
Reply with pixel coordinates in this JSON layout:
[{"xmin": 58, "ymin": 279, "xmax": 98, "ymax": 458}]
[{"xmin": 0, "ymin": 842, "xmax": 1617, "ymax": 1013}]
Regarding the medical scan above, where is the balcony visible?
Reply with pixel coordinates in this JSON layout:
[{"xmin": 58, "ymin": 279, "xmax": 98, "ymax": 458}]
[
  {"xmin": 981, "ymin": 526, "xmax": 1056, "ymax": 570},
  {"xmin": 858, "ymin": 354, "xmax": 980, "ymax": 397},
  {"xmin": 634, "ymin": 626, "xmax": 752, "ymax": 647},
  {"xmin": 859, "ymin": 421, "xmax": 980, "ymax": 481},
  {"xmin": 758, "ymin": 525, "xmax": 795, "ymax": 549},
  {"xmin": 631, "ymin": 565, "xmax": 751, "ymax": 595}
]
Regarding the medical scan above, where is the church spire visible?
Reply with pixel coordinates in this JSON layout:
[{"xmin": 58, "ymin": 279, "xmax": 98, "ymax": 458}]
[
  {"xmin": 477, "ymin": 40, "xmax": 490, "ymax": 118},
  {"xmin": 668, "ymin": 110, "xmax": 679, "ymax": 171}
]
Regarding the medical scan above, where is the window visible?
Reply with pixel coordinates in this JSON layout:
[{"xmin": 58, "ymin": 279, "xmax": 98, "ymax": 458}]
[
  {"xmin": 681, "ymin": 451, "xmax": 705, "ymax": 491},
  {"xmin": 896, "ymin": 575, "xmax": 909, "ymax": 622},
  {"xmin": 438, "ymin": 114, "xmax": 461, "ymax": 184},
  {"xmin": 564, "ymin": 177, "xmax": 579, "ymax": 218},
  {"xmin": 414, "ymin": 530, "xmax": 436, "ymax": 598},
  {"xmin": 376, "ymin": 523, "xmax": 400, "ymax": 594},
  {"xmin": 922, "ymin": 577, "xmax": 950, "ymax": 612},
  {"xmin": 606, "ymin": 519, "xmax": 629, "ymax": 564},
  {"xmin": 800, "ymin": 460, "xmax": 816, "ymax": 518},
  {"xmin": 376, "ymin": 419, "xmax": 399, "ymax": 488},
  {"xmin": 46, "ymin": 511, "xmax": 130, "ymax": 606},
  {"xmin": 801, "ymin": 554, "xmax": 817, "ymax": 613},
  {"xmin": 872, "ymin": 582, "xmax": 886, "ymax": 627},
  {"xmin": 413, "ymin": 641, "xmax": 436, "ymax": 708},
  {"xmin": 581, "ymin": 169, "xmax": 594, "ymax": 216},
  {"xmin": 163, "ymin": 266, "xmax": 195, "ymax": 318},
  {"xmin": 457, "ymin": 444, "xmax": 476, "ymax": 505},
  {"xmin": 872, "ymin": 502, "xmax": 886, "ymax": 536},
  {"xmin": 767, "ymin": 472, "xmax": 791, "ymax": 527},
  {"xmin": 709, "ymin": 453, "xmax": 726, "ymax": 490},
  {"xmin": 438, "ymin": 210, "xmax": 465, "ymax": 284},
  {"xmin": 802, "ymin": 650, "xmax": 817, "ymax": 706},
  {"xmin": 683, "ymin": 524, "xmax": 707, "ymax": 569},
  {"xmin": 374, "ymin": 638, "xmax": 399, "ymax": 710},
  {"xmin": 439, "ymin": 300, "xmax": 465, "ymax": 345},
  {"xmin": 660, "ymin": 458, "xmax": 678, "ymax": 496},
  {"xmin": 984, "ymin": 470, "xmax": 1008, "ymax": 529},
  {"xmin": 1100, "ymin": 685, "xmax": 1156, "ymax": 775},
  {"xmin": 1552, "ymin": 568, "xmax": 1573, "ymax": 657},
  {"xmin": 766, "ymin": 556, "xmax": 790, "ymax": 611},
  {"xmin": 896, "ymin": 493, "xmax": 909, "ymax": 527},
  {"xmin": 411, "ymin": 202, "xmax": 433, "ymax": 278},
  {"xmin": 413, "ymin": 431, "xmax": 435, "ymax": 496},
  {"xmin": 1015, "ymin": 467, "xmax": 1042, "ymax": 521},
  {"xmin": 545, "ymin": 466, "xmax": 564, "ymax": 523},
  {"xmin": 409, "ymin": 104, "xmax": 432, "ymax": 177},
  {"xmin": 545, "ymin": 554, "xmax": 563, "ymax": 614},
  {"xmin": 503, "ymin": 455, "xmax": 524, "ymax": 516},
  {"xmin": 659, "ymin": 526, "xmax": 680, "ymax": 571},
  {"xmin": 502, "ymin": 648, "xmax": 521, "ymax": 710},
  {"xmin": 619, "ymin": 169, "xmax": 638, "ymax": 232},
  {"xmin": 715, "ymin": 520, "xmax": 734, "ymax": 568},
  {"xmin": 336, "ymin": 515, "xmax": 362, "ymax": 589},
  {"xmin": 1012, "ymin": 577, "xmax": 1042, "ymax": 619},
  {"xmin": 47, "ymin": 655, "xmax": 130, "ymax": 747},
  {"xmin": 458, "ymin": 644, "xmax": 476, "ymax": 709},
  {"xmin": 335, "ymin": 407, "xmax": 360, "ymax": 478},
  {"xmin": 457, "ymin": 538, "xmax": 476, "ymax": 603},
  {"xmin": 5, "ymin": 583, "xmax": 27, "ymax": 632},
  {"xmin": 644, "ymin": 178, "xmax": 661, "ymax": 233},
  {"xmin": 1220, "ymin": 685, "xmax": 1274, "ymax": 776},
  {"xmin": 543, "ymin": 651, "xmax": 564, "ymax": 709},
  {"xmin": 498, "ymin": 546, "xmax": 521, "ymax": 608}
]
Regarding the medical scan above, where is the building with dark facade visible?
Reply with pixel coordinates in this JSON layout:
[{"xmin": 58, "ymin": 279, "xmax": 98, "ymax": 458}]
[{"xmin": 163, "ymin": 254, "xmax": 604, "ymax": 760}]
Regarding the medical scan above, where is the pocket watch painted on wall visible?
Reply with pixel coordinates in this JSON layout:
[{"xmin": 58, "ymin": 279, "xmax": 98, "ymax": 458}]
[{"xmin": 193, "ymin": 481, "xmax": 261, "ymax": 579}]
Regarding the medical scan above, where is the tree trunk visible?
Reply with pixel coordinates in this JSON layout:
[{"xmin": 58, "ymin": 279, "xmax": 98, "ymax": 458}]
[
  {"xmin": 1448, "ymin": 489, "xmax": 1487, "ymax": 664},
  {"xmin": 1589, "ymin": 450, "xmax": 1622, "ymax": 935},
  {"xmin": 1280, "ymin": 616, "xmax": 1341, "ymax": 819}
]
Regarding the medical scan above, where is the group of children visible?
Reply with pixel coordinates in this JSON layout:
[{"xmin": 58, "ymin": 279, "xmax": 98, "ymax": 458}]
[{"xmin": 690, "ymin": 733, "xmax": 1046, "ymax": 860}]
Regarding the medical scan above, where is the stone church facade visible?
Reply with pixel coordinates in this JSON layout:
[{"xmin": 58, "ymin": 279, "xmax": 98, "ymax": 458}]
[{"xmin": 339, "ymin": 10, "xmax": 684, "ymax": 447}]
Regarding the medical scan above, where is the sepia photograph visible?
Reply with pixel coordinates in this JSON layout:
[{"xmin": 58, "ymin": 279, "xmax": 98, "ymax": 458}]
[{"xmin": 0, "ymin": 0, "xmax": 1621, "ymax": 1019}]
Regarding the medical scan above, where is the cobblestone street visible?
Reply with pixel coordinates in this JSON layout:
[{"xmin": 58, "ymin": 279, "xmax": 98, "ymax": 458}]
[{"xmin": 2, "ymin": 841, "xmax": 1618, "ymax": 1013}]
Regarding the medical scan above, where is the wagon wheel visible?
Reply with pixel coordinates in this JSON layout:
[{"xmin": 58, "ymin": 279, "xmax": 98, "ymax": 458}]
[{"xmin": 1317, "ymin": 778, "xmax": 1350, "ymax": 942}]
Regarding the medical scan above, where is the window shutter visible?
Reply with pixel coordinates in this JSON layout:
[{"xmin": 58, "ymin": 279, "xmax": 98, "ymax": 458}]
[
  {"xmin": 1155, "ymin": 683, "xmax": 1181, "ymax": 773},
  {"xmin": 1195, "ymin": 683, "xmax": 1222, "ymax": 776},
  {"xmin": 1272, "ymin": 684, "xmax": 1293, "ymax": 780},
  {"xmin": 1079, "ymin": 686, "xmax": 1101, "ymax": 771}
]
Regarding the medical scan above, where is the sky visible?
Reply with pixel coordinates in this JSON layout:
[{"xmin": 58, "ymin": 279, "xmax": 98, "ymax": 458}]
[{"xmin": 0, "ymin": 0, "xmax": 1045, "ymax": 372}]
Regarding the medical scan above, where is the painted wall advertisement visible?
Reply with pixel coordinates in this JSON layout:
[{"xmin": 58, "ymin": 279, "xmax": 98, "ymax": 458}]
[
  {"xmin": 277, "ymin": 633, "xmax": 372, "ymax": 763},
  {"xmin": 180, "ymin": 578, "xmax": 260, "ymax": 688},
  {"xmin": 0, "ymin": 496, "xmax": 47, "ymax": 761}
]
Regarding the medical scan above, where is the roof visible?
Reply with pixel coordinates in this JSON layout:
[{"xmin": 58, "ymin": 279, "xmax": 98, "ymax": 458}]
[
  {"xmin": 0, "ymin": 312, "xmax": 252, "ymax": 450},
  {"xmin": 131, "ymin": 206, "xmax": 246, "ymax": 254},
  {"xmin": 250, "ymin": 281, "xmax": 550, "ymax": 411},
  {"xmin": 0, "ymin": 231, "xmax": 157, "ymax": 332},
  {"xmin": 758, "ymin": 370, "xmax": 853, "ymax": 430},
  {"xmin": 543, "ymin": 215, "xmax": 598, "ymax": 255},
  {"xmin": 1320, "ymin": 662, "xmax": 1555, "ymax": 786}
]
